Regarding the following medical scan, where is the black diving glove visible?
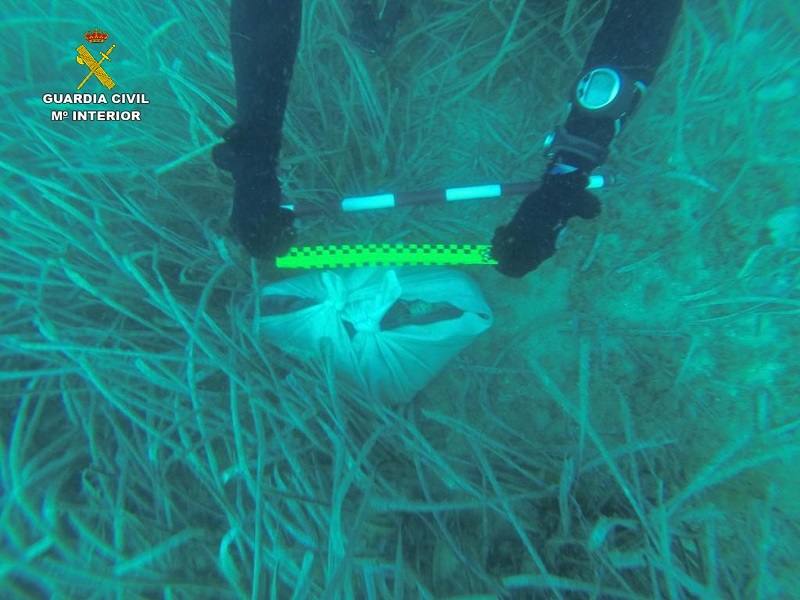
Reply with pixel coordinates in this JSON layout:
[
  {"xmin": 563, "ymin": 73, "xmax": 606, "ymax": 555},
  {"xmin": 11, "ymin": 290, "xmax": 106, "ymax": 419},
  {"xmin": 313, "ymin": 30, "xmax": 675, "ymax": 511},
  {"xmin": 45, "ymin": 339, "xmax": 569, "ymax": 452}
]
[
  {"xmin": 213, "ymin": 125, "xmax": 295, "ymax": 259},
  {"xmin": 229, "ymin": 171, "xmax": 295, "ymax": 259},
  {"xmin": 491, "ymin": 169, "xmax": 601, "ymax": 277}
]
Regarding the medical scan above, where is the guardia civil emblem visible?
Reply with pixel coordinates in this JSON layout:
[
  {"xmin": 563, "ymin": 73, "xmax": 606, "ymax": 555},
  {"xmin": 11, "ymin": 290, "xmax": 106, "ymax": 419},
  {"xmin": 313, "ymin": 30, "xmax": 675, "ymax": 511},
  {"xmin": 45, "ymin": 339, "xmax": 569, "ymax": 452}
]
[{"xmin": 76, "ymin": 29, "xmax": 116, "ymax": 90}]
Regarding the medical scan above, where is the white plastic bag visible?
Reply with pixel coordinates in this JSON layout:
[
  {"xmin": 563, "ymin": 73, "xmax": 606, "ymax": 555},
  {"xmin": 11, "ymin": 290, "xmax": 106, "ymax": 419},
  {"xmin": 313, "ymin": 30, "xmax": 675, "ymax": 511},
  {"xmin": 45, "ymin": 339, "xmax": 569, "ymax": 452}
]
[{"xmin": 256, "ymin": 268, "xmax": 493, "ymax": 403}]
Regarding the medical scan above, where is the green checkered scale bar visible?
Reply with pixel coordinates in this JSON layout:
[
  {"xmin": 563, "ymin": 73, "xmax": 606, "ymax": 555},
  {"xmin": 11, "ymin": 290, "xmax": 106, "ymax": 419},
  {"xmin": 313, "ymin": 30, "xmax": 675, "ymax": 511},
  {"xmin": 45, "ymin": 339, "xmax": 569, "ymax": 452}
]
[{"xmin": 276, "ymin": 243, "xmax": 498, "ymax": 269}]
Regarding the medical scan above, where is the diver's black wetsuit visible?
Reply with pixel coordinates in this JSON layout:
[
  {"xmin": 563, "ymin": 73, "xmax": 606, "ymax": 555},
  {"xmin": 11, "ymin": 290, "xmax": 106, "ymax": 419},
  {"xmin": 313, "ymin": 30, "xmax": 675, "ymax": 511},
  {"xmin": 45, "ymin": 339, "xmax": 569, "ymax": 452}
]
[
  {"xmin": 211, "ymin": 1, "xmax": 301, "ymax": 258},
  {"xmin": 213, "ymin": 0, "xmax": 682, "ymax": 276},
  {"xmin": 564, "ymin": 0, "xmax": 683, "ymax": 169}
]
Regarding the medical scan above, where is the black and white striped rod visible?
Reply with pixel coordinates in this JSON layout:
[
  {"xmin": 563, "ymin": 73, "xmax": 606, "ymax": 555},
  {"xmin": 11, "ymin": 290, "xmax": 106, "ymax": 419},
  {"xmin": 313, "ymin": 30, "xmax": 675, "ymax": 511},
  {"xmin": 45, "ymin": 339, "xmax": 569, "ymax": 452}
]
[{"xmin": 282, "ymin": 174, "xmax": 613, "ymax": 216}]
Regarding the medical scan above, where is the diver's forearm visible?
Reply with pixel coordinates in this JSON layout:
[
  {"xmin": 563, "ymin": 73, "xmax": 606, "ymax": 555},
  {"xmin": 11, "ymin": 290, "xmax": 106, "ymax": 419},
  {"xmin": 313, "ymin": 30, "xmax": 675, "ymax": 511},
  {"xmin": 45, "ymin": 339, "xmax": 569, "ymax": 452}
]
[
  {"xmin": 552, "ymin": 0, "xmax": 683, "ymax": 171},
  {"xmin": 229, "ymin": 0, "xmax": 302, "ymax": 171}
]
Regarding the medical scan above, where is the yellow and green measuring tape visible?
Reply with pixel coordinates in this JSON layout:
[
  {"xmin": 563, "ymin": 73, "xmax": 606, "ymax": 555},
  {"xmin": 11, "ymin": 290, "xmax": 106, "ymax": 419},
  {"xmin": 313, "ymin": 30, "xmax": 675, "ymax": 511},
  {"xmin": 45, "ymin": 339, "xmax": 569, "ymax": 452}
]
[{"xmin": 276, "ymin": 243, "xmax": 497, "ymax": 269}]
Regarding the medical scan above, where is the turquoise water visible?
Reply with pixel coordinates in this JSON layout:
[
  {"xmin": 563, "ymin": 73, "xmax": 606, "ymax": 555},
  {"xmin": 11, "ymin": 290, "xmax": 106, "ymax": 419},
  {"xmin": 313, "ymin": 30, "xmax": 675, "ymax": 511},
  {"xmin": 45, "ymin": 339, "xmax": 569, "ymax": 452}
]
[{"xmin": 1, "ymin": 1, "xmax": 798, "ymax": 597}]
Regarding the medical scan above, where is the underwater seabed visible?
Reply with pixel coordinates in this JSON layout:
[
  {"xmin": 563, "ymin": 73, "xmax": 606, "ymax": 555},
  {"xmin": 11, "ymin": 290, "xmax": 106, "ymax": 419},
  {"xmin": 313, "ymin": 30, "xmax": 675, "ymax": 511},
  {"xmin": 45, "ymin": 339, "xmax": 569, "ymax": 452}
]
[{"xmin": 1, "ymin": 0, "xmax": 798, "ymax": 597}]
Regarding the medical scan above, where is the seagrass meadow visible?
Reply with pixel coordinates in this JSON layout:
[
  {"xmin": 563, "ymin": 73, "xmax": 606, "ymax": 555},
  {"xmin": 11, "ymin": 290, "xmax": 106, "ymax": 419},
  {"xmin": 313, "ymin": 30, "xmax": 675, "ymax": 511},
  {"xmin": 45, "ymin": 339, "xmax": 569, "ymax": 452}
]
[{"xmin": 1, "ymin": 0, "xmax": 799, "ymax": 598}]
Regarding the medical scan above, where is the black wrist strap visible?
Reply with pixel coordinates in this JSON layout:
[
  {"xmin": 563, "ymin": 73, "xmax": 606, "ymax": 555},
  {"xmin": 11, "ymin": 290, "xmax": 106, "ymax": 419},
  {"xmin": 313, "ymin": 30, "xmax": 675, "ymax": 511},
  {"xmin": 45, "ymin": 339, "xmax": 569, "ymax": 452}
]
[{"xmin": 546, "ymin": 126, "xmax": 609, "ymax": 172}]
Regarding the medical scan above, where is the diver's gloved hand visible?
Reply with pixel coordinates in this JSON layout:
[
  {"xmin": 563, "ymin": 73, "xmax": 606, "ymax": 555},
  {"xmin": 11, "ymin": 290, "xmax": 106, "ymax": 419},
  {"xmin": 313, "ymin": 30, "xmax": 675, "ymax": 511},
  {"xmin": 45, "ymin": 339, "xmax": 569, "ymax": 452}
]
[
  {"xmin": 230, "ymin": 170, "xmax": 296, "ymax": 258},
  {"xmin": 213, "ymin": 124, "xmax": 295, "ymax": 259},
  {"xmin": 491, "ymin": 169, "xmax": 601, "ymax": 277}
]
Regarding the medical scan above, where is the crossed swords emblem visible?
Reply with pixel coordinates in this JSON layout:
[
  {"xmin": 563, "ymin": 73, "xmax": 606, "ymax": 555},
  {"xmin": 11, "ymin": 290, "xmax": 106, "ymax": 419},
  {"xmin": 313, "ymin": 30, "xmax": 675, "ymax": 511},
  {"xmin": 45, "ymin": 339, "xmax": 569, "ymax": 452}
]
[{"xmin": 75, "ymin": 43, "xmax": 116, "ymax": 90}]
